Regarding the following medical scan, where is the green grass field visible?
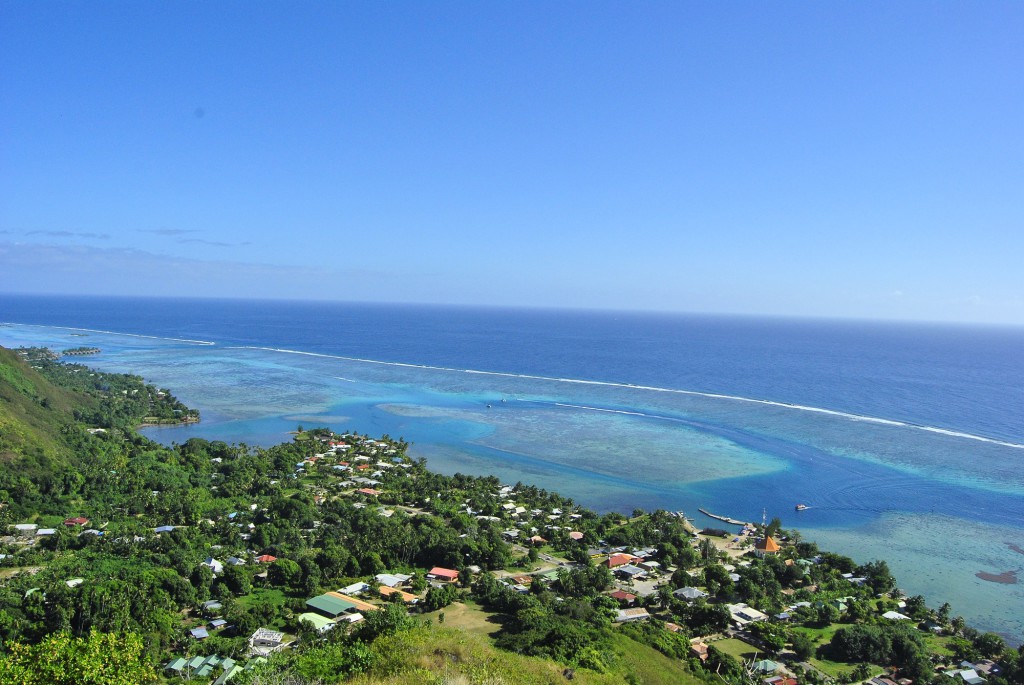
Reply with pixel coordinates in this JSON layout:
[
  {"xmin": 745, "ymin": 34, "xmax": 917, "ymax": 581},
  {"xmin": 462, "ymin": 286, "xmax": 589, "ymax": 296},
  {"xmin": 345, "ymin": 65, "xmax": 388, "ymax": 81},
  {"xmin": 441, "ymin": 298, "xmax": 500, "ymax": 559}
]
[
  {"xmin": 710, "ymin": 637, "xmax": 763, "ymax": 662},
  {"xmin": 419, "ymin": 600, "xmax": 506, "ymax": 637},
  {"xmin": 235, "ymin": 587, "xmax": 290, "ymax": 628}
]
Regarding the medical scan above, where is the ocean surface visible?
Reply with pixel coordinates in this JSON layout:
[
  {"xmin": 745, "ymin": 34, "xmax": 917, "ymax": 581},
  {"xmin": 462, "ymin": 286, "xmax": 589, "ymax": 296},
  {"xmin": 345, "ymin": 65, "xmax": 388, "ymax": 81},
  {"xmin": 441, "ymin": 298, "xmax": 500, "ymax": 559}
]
[{"xmin": 1, "ymin": 294, "xmax": 1022, "ymax": 643}]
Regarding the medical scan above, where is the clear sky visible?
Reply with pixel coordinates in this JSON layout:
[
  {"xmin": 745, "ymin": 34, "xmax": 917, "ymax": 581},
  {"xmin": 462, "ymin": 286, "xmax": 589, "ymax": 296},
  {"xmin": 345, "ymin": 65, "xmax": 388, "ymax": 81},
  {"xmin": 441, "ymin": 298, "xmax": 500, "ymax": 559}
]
[{"xmin": 2, "ymin": 2, "xmax": 1022, "ymax": 324}]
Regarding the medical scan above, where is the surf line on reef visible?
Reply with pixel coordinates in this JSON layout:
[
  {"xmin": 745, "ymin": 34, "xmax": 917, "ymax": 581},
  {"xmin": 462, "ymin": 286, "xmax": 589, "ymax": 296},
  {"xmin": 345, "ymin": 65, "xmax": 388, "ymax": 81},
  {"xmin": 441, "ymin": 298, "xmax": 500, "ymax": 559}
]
[
  {"xmin": 4, "ymin": 323, "xmax": 216, "ymax": 346},
  {"xmin": 227, "ymin": 346, "xmax": 1024, "ymax": 451}
]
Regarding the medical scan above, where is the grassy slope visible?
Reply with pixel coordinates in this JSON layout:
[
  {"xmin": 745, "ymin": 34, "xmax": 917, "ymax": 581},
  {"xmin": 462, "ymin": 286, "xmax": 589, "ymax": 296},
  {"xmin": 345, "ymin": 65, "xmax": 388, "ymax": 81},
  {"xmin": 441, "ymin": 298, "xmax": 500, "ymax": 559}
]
[
  {"xmin": 348, "ymin": 623, "xmax": 704, "ymax": 685},
  {"xmin": 0, "ymin": 346, "xmax": 83, "ymax": 466},
  {"xmin": 416, "ymin": 602, "xmax": 705, "ymax": 684}
]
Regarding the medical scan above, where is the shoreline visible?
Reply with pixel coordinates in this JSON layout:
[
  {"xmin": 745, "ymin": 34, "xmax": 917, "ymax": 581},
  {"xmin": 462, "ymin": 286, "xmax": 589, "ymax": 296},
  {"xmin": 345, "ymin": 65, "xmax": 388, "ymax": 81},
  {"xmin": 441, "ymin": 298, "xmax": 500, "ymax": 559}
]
[
  {"xmin": 136, "ymin": 417, "xmax": 200, "ymax": 428},
  {"xmin": 3, "ymin": 325, "xmax": 1024, "ymax": 644}
]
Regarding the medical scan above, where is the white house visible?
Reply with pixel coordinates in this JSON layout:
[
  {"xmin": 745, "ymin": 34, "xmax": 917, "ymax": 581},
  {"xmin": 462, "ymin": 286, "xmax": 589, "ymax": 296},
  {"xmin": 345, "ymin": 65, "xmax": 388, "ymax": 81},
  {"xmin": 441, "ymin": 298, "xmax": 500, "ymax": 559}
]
[
  {"xmin": 202, "ymin": 557, "xmax": 224, "ymax": 575},
  {"xmin": 249, "ymin": 628, "xmax": 287, "ymax": 657}
]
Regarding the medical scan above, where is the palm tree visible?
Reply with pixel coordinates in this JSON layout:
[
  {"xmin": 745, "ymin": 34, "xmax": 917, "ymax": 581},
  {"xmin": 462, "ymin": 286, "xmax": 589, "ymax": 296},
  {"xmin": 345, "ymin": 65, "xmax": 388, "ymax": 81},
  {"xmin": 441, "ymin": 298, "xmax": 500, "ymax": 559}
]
[{"xmin": 699, "ymin": 537, "xmax": 718, "ymax": 564}]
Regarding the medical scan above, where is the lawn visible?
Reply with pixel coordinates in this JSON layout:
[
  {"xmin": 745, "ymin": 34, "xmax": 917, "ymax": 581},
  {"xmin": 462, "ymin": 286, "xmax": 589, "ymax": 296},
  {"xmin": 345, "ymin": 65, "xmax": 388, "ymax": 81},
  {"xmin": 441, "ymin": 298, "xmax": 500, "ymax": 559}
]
[
  {"xmin": 419, "ymin": 600, "xmax": 505, "ymax": 637},
  {"xmin": 808, "ymin": 655, "xmax": 870, "ymax": 680},
  {"xmin": 711, "ymin": 637, "xmax": 763, "ymax": 662},
  {"xmin": 922, "ymin": 632, "xmax": 955, "ymax": 657},
  {"xmin": 236, "ymin": 588, "xmax": 289, "ymax": 614},
  {"xmin": 792, "ymin": 622, "xmax": 843, "ymax": 644}
]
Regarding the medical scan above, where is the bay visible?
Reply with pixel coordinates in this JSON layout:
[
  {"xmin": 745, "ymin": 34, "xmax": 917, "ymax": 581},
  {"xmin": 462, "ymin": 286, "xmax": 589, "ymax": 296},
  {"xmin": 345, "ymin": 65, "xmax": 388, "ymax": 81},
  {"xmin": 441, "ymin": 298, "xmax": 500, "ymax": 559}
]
[{"xmin": 2, "ymin": 293, "xmax": 1022, "ymax": 642}]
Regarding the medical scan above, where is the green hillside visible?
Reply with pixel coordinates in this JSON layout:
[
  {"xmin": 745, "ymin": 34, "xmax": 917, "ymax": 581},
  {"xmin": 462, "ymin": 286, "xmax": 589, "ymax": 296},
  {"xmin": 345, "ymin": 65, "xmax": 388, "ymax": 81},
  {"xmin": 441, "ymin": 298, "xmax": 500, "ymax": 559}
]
[
  {"xmin": 0, "ymin": 347, "xmax": 81, "ymax": 476},
  {"xmin": 236, "ymin": 624, "xmax": 704, "ymax": 685},
  {"xmin": 354, "ymin": 626, "xmax": 704, "ymax": 685},
  {"xmin": 0, "ymin": 345, "xmax": 197, "ymax": 519}
]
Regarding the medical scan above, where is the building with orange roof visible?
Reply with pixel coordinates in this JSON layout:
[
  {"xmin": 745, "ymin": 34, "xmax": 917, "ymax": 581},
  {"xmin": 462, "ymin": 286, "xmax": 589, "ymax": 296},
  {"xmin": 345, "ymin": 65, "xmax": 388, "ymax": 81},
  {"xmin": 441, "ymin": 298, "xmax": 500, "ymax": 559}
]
[
  {"xmin": 606, "ymin": 552, "xmax": 637, "ymax": 568},
  {"xmin": 378, "ymin": 586, "xmax": 419, "ymax": 604},
  {"xmin": 754, "ymin": 535, "xmax": 781, "ymax": 557},
  {"xmin": 326, "ymin": 592, "xmax": 378, "ymax": 613}
]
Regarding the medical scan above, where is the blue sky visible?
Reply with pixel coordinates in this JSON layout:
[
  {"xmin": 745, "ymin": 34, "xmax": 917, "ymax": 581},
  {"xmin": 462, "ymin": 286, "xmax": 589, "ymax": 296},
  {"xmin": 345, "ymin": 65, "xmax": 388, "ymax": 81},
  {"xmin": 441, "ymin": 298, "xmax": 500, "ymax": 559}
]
[{"xmin": 2, "ymin": 2, "xmax": 1022, "ymax": 324}]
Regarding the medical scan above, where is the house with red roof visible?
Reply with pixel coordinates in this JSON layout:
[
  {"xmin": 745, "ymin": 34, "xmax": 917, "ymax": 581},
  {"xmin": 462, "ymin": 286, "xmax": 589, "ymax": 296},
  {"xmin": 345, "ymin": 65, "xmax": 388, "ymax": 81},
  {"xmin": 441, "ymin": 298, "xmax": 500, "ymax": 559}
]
[
  {"xmin": 63, "ymin": 517, "xmax": 89, "ymax": 527},
  {"xmin": 606, "ymin": 552, "xmax": 637, "ymax": 568},
  {"xmin": 427, "ymin": 567, "xmax": 459, "ymax": 583},
  {"xmin": 608, "ymin": 589, "xmax": 637, "ymax": 605},
  {"xmin": 255, "ymin": 554, "xmax": 277, "ymax": 563}
]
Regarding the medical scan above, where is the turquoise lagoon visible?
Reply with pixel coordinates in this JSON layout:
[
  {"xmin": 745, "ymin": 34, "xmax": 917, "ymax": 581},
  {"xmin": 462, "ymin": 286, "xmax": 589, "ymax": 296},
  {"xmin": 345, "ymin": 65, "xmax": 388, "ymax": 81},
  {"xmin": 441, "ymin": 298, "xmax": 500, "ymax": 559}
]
[{"xmin": 1, "ymin": 322, "xmax": 1022, "ymax": 643}]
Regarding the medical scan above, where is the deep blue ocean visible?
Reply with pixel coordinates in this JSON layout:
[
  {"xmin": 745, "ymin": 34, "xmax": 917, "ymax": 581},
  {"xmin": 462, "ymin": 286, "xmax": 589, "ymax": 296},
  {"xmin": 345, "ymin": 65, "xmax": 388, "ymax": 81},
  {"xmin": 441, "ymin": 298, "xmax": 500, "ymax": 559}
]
[{"xmin": 2, "ymin": 294, "xmax": 1022, "ymax": 642}]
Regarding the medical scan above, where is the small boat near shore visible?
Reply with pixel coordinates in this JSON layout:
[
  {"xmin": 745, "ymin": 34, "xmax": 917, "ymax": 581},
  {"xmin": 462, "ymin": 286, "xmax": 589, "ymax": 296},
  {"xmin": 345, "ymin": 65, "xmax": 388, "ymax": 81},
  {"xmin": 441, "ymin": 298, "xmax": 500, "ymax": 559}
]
[{"xmin": 795, "ymin": 503, "xmax": 808, "ymax": 511}]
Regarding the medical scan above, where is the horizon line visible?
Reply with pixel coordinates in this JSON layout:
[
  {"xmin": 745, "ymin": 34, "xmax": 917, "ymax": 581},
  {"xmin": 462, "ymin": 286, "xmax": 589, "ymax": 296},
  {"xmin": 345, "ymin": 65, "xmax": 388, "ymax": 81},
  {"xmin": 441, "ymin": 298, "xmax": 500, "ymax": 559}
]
[{"xmin": 1, "ymin": 290, "xmax": 1022, "ymax": 330}]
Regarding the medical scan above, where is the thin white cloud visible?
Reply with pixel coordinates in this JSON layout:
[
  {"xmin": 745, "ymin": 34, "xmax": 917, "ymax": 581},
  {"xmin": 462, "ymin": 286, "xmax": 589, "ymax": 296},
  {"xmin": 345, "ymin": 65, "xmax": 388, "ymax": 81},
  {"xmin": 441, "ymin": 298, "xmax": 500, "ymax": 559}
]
[
  {"xmin": 139, "ymin": 228, "xmax": 199, "ymax": 236},
  {"xmin": 0, "ymin": 242, "xmax": 377, "ymax": 299},
  {"xmin": 178, "ymin": 238, "xmax": 252, "ymax": 247},
  {"xmin": 26, "ymin": 230, "xmax": 110, "ymax": 239}
]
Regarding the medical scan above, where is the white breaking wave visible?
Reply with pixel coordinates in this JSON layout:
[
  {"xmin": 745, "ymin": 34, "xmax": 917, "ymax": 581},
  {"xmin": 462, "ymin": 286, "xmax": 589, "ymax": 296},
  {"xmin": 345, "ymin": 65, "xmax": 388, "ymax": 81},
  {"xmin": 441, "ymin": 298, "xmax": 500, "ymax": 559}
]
[
  {"xmin": 4, "ymin": 323, "xmax": 216, "ymax": 346},
  {"xmin": 228, "ymin": 345, "xmax": 1024, "ymax": 451}
]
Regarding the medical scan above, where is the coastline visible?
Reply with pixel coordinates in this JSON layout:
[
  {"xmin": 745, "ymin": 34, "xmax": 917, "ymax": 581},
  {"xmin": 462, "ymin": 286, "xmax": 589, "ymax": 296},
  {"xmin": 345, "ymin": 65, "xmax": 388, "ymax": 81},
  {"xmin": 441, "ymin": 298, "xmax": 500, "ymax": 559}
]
[
  {"xmin": 136, "ymin": 416, "xmax": 201, "ymax": 428},
  {"xmin": 2, "ymin": 312, "xmax": 1023, "ymax": 644}
]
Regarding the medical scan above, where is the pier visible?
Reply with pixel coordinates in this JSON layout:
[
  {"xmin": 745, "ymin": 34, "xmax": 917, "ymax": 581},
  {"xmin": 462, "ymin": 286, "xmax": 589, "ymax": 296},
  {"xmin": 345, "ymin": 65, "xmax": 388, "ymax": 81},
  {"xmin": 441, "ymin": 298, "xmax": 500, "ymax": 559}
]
[{"xmin": 698, "ymin": 508, "xmax": 751, "ymax": 527}]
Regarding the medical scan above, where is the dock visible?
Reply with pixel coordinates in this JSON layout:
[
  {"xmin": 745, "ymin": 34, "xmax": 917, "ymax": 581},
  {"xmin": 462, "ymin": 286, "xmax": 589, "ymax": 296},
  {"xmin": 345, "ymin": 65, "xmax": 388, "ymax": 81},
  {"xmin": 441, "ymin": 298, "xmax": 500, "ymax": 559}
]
[{"xmin": 698, "ymin": 508, "xmax": 751, "ymax": 527}]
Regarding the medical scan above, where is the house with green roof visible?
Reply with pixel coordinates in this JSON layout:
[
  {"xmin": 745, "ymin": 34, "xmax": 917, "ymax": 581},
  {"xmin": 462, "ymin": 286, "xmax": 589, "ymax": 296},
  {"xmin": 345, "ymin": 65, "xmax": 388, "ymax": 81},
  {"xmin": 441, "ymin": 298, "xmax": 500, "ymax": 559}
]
[
  {"xmin": 165, "ymin": 654, "xmax": 234, "ymax": 680},
  {"xmin": 298, "ymin": 611, "xmax": 335, "ymax": 633},
  {"xmin": 213, "ymin": 663, "xmax": 243, "ymax": 685},
  {"xmin": 164, "ymin": 657, "xmax": 188, "ymax": 673},
  {"xmin": 306, "ymin": 593, "xmax": 356, "ymax": 618}
]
